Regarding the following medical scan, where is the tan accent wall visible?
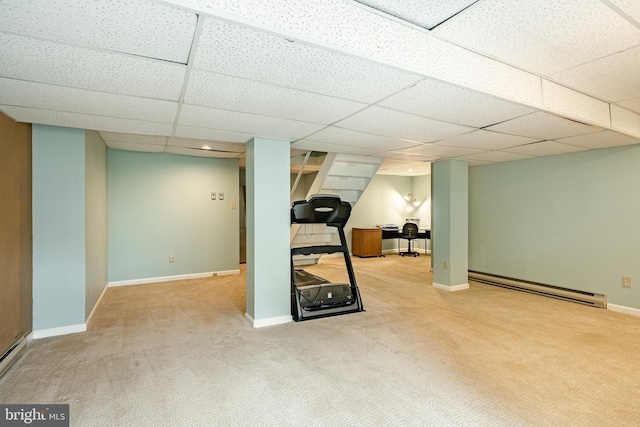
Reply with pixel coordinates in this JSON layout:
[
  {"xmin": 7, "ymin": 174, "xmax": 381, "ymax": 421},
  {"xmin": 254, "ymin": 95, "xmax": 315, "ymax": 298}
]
[{"xmin": 0, "ymin": 112, "xmax": 32, "ymax": 354}]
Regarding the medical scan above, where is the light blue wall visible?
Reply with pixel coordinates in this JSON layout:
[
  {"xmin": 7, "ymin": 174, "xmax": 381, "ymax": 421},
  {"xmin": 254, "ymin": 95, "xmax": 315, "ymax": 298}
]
[
  {"xmin": 85, "ymin": 130, "xmax": 108, "ymax": 317},
  {"xmin": 469, "ymin": 144, "xmax": 640, "ymax": 309},
  {"xmin": 432, "ymin": 160, "xmax": 468, "ymax": 287},
  {"xmin": 32, "ymin": 125, "xmax": 86, "ymax": 330},
  {"xmin": 246, "ymin": 138, "xmax": 291, "ymax": 322},
  {"xmin": 107, "ymin": 150, "xmax": 239, "ymax": 282}
]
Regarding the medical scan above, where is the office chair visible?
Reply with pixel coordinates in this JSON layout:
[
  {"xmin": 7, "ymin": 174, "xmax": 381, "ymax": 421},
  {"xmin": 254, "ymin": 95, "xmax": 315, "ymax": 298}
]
[{"xmin": 398, "ymin": 222, "xmax": 419, "ymax": 257}]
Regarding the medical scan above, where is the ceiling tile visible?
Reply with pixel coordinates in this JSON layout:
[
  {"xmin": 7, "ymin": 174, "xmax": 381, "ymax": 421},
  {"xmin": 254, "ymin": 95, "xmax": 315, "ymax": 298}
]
[
  {"xmin": 174, "ymin": 125, "xmax": 254, "ymax": 143},
  {"xmin": 99, "ymin": 132, "xmax": 167, "ymax": 145},
  {"xmin": 0, "ymin": 33, "xmax": 185, "ymax": 100},
  {"xmin": 185, "ymin": 70, "xmax": 366, "ymax": 124},
  {"xmin": 165, "ymin": 146, "xmax": 241, "ymax": 158},
  {"xmin": 610, "ymin": 105, "xmax": 640, "ymax": 137},
  {"xmin": 617, "ymin": 98, "xmax": 640, "ymax": 115},
  {"xmin": 427, "ymin": 36, "xmax": 543, "ymax": 107},
  {"xmin": 192, "ymin": 0, "xmax": 430, "ymax": 74},
  {"xmin": 457, "ymin": 151, "xmax": 533, "ymax": 163},
  {"xmin": 433, "ymin": 130, "xmax": 539, "ymax": 150},
  {"xmin": 431, "ymin": 0, "xmax": 640, "ymax": 75},
  {"xmin": 377, "ymin": 158, "xmax": 432, "ymax": 176},
  {"xmin": 1, "ymin": 105, "xmax": 174, "ymax": 135},
  {"xmin": 303, "ymin": 126, "xmax": 421, "ymax": 151},
  {"xmin": 105, "ymin": 140, "xmax": 164, "ymax": 153},
  {"xmin": 503, "ymin": 140, "xmax": 586, "ymax": 156},
  {"xmin": 554, "ymin": 130, "xmax": 640, "ymax": 149},
  {"xmin": 377, "ymin": 151, "xmax": 436, "ymax": 162},
  {"xmin": 393, "ymin": 143, "xmax": 486, "ymax": 158},
  {"xmin": 550, "ymin": 45, "xmax": 640, "ymax": 102},
  {"xmin": 167, "ymin": 137, "xmax": 245, "ymax": 153},
  {"xmin": 179, "ymin": 104, "xmax": 325, "ymax": 140},
  {"xmin": 291, "ymin": 140, "xmax": 380, "ymax": 156},
  {"xmin": 0, "ymin": 0, "xmax": 196, "ymax": 63},
  {"xmin": 541, "ymin": 80, "xmax": 611, "ymax": 127},
  {"xmin": 379, "ymin": 78, "xmax": 535, "ymax": 127},
  {"xmin": 354, "ymin": 0, "xmax": 478, "ymax": 29},
  {"xmin": 485, "ymin": 112, "xmax": 602, "ymax": 140},
  {"xmin": 193, "ymin": 19, "xmax": 421, "ymax": 103},
  {"xmin": 0, "ymin": 78, "xmax": 178, "ymax": 123},
  {"xmin": 335, "ymin": 106, "xmax": 473, "ymax": 142},
  {"xmin": 608, "ymin": 0, "xmax": 640, "ymax": 22}
]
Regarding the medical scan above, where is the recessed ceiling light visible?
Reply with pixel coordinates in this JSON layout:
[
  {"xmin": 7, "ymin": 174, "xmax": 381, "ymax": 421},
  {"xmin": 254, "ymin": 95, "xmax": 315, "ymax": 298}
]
[{"xmin": 201, "ymin": 145, "xmax": 212, "ymax": 150}]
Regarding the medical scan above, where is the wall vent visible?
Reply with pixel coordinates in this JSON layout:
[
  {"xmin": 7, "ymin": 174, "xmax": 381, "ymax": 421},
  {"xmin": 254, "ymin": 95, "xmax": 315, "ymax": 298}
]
[{"xmin": 468, "ymin": 271, "xmax": 607, "ymax": 309}]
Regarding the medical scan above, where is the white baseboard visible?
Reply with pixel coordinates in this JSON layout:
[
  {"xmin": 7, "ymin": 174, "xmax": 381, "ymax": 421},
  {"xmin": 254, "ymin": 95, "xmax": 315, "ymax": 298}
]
[
  {"xmin": 215, "ymin": 269, "xmax": 241, "ymax": 276},
  {"xmin": 244, "ymin": 313, "xmax": 292, "ymax": 328},
  {"xmin": 108, "ymin": 271, "xmax": 214, "ymax": 287},
  {"xmin": 32, "ymin": 323, "xmax": 86, "ymax": 339},
  {"xmin": 607, "ymin": 303, "xmax": 640, "ymax": 316},
  {"xmin": 86, "ymin": 282, "xmax": 109, "ymax": 327},
  {"xmin": 433, "ymin": 282, "xmax": 470, "ymax": 292}
]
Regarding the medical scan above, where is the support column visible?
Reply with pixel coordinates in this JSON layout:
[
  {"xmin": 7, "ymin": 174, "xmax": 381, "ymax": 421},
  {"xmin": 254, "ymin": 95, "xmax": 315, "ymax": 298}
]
[
  {"xmin": 245, "ymin": 137, "xmax": 292, "ymax": 327},
  {"xmin": 432, "ymin": 160, "xmax": 469, "ymax": 291}
]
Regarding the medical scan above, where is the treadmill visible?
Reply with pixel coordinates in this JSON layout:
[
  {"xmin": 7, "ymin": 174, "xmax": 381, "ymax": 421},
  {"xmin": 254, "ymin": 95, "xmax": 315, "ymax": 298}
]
[{"xmin": 290, "ymin": 195, "xmax": 364, "ymax": 321}]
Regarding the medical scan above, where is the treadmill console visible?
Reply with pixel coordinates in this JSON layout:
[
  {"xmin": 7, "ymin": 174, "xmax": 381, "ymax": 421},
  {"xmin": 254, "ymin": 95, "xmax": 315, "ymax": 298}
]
[{"xmin": 291, "ymin": 195, "xmax": 351, "ymax": 228}]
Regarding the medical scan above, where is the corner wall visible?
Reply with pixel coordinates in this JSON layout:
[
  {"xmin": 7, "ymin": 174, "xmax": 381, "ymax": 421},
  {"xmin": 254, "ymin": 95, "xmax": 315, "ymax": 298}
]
[
  {"xmin": 32, "ymin": 125, "xmax": 86, "ymax": 331},
  {"xmin": 85, "ymin": 130, "xmax": 107, "ymax": 318},
  {"xmin": 107, "ymin": 150, "xmax": 240, "ymax": 282},
  {"xmin": 469, "ymin": 143, "xmax": 640, "ymax": 310}
]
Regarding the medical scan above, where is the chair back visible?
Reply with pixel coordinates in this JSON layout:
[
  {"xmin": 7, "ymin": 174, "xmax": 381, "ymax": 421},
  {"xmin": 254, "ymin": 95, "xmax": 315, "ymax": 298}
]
[{"xmin": 401, "ymin": 222, "xmax": 418, "ymax": 238}]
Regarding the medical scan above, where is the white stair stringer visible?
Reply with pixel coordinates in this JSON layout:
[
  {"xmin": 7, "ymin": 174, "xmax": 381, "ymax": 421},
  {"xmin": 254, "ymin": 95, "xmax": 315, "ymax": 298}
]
[{"xmin": 291, "ymin": 153, "xmax": 383, "ymax": 266}]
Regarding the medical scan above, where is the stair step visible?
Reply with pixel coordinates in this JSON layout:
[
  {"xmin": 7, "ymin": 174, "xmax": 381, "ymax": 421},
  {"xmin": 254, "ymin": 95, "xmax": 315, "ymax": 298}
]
[
  {"xmin": 329, "ymin": 162, "xmax": 380, "ymax": 178},
  {"xmin": 319, "ymin": 189, "xmax": 359, "ymax": 203},
  {"xmin": 323, "ymin": 176, "xmax": 368, "ymax": 190},
  {"xmin": 334, "ymin": 154, "xmax": 384, "ymax": 166}
]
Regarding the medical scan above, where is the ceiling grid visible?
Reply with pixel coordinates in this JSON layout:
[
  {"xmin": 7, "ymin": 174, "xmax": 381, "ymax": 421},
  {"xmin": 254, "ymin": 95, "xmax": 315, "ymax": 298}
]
[{"xmin": 0, "ymin": 0, "xmax": 640, "ymax": 174}]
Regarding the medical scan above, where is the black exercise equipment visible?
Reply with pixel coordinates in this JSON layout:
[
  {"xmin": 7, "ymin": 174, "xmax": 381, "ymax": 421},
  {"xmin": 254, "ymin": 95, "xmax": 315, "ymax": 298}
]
[{"xmin": 290, "ymin": 195, "xmax": 364, "ymax": 321}]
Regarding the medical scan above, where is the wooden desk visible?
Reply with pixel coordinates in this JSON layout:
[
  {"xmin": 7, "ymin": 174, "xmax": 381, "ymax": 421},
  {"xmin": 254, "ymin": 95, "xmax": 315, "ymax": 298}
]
[
  {"xmin": 382, "ymin": 228, "xmax": 431, "ymax": 252},
  {"xmin": 352, "ymin": 228, "xmax": 383, "ymax": 257}
]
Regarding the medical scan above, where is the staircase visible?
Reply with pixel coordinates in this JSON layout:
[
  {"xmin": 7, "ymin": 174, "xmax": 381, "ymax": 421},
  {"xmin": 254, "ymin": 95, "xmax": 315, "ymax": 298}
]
[{"xmin": 291, "ymin": 153, "xmax": 383, "ymax": 265}]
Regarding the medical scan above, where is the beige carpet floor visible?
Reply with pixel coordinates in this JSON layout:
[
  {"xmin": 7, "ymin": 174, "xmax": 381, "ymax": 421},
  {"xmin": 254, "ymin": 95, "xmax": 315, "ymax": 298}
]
[{"xmin": 1, "ymin": 254, "xmax": 639, "ymax": 426}]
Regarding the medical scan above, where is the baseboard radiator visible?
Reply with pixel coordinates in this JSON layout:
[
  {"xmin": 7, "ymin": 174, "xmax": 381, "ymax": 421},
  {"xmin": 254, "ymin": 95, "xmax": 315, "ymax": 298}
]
[
  {"xmin": 0, "ymin": 333, "xmax": 28, "ymax": 379},
  {"xmin": 468, "ymin": 271, "xmax": 607, "ymax": 309}
]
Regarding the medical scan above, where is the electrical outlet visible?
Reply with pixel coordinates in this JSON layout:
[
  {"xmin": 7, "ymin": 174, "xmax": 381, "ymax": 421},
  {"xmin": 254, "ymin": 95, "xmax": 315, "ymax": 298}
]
[
  {"xmin": 622, "ymin": 276, "xmax": 632, "ymax": 288},
  {"xmin": 169, "ymin": 255, "xmax": 174, "ymax": 263},
  {"xmin": 443, "ymin": 261, "xmax": 448, "ymax": 270},
  {"xmin": 231, "ymin": 202, "xmax": 237, "ymax": 209}
]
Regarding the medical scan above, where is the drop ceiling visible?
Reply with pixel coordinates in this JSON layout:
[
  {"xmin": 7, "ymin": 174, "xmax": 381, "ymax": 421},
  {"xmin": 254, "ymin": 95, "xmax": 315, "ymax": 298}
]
[{"xmin": 1, "ymin": 0, "xmax": 640, "ymax": 176}]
